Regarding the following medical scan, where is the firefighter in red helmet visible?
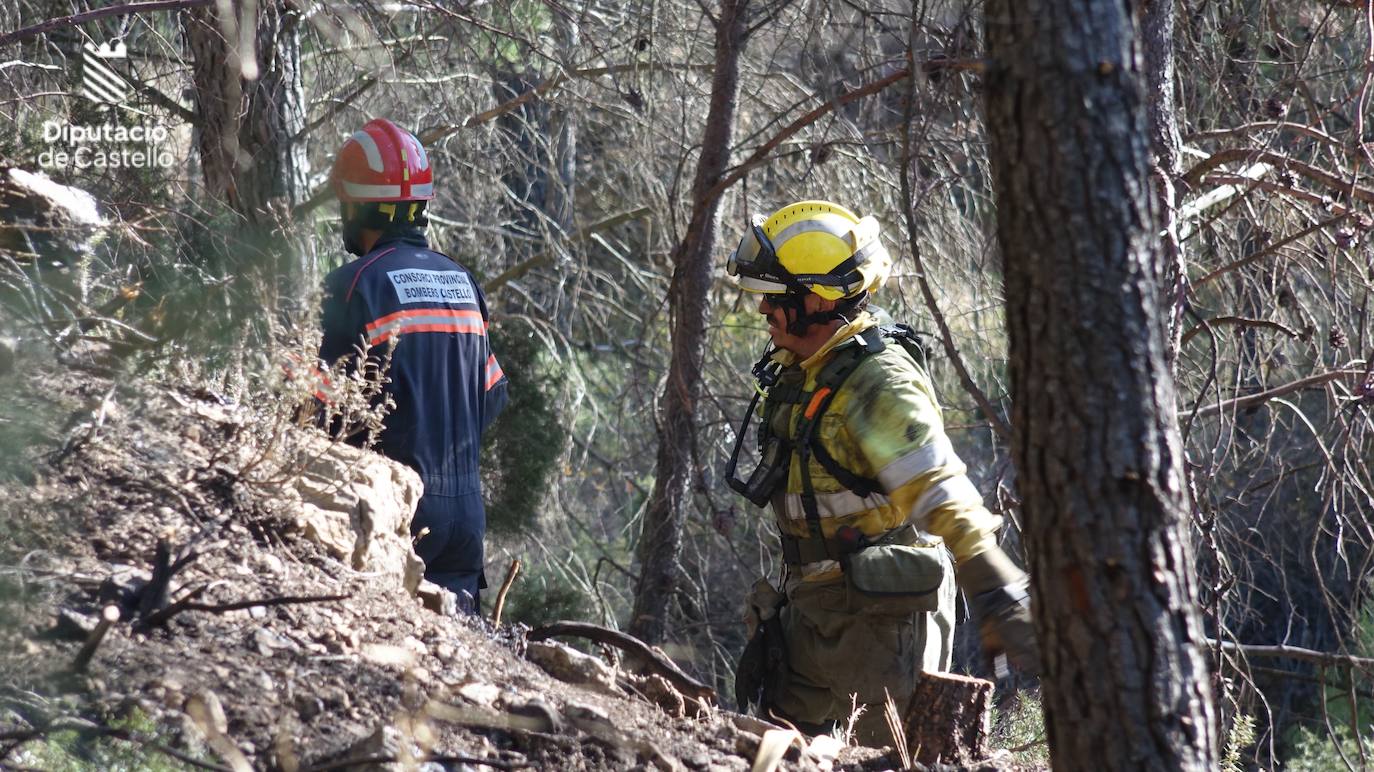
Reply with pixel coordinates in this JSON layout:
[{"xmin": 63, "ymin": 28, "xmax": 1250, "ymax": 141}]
[{"xmin": 319, "ymin": 118, "xmax": 508, "ymax": 612}]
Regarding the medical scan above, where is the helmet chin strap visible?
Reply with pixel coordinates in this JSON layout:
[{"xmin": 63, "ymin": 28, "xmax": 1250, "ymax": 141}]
[
  {"xmin": 775, "ymin": 291, "xmax": 866, "ymax": 336},
  {"xmin": 342, "ymin": 217, "xmax": 367, "ymax": 256},
  {"xmin": 340, "ymin": 201, "xmax": 430, "ymax": 256}
]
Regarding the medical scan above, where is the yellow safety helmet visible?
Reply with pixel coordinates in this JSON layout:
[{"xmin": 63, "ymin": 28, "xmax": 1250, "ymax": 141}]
[{"xmin": 726, "ymin": 200, "xmax": 892, "ymax": 300}]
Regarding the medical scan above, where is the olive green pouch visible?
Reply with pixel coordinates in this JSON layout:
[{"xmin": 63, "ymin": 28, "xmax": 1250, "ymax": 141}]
[{"xmin": 843, "ymin": 540, "xmax": 951, "ymax": 616}]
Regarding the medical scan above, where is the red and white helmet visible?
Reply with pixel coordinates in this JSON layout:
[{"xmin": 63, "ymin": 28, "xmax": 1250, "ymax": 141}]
[{"xmin": 330, "ymin": 118, "xmax": 434, "ymax": 202}]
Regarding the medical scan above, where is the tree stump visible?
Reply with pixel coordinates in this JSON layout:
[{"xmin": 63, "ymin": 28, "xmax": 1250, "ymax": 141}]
[{"xmin": 901, "ymin": 671, "xmax": 993, "ymax": 764}]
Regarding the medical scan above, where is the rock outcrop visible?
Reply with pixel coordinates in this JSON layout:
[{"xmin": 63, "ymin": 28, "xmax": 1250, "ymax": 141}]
[
  {"xmin": 287, "ymin": 431, "xmax": 426, "ymax": 594},
  {"xmin": 0, "ymin": 167, "xmax": 106, "ymax": 262},
  {"xmin": 177, "ymin": 390, "xmax": 426, "ymax": 595}
]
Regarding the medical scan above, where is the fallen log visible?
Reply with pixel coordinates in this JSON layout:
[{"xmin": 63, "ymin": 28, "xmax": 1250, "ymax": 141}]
[{"xmin": 528, "ymin": 621, "xmax": 715, "ymax": 704}]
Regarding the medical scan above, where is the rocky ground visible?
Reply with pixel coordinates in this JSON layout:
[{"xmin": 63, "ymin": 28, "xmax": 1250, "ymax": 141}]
[{"xmin": 0, "ymin": 357, "xmax": 1032, "ymax": 771}]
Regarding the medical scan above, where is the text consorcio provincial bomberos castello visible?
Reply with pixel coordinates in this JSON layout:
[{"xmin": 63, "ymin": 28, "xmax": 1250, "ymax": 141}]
[{"xmin": 38, "ymin": 120, "xmax": 175, "ymax": 170}]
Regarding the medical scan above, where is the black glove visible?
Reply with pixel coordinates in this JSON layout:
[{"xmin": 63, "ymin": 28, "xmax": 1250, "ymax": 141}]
[
  {"xmin": 969, "ymin": 583, "xmax": 1040, "ymax": 676},
  {"xmin": 958, "ymin": 548, "xmax": 1041, "ymax": 676},
  {"xmin": 734, "ymin": 627, "xmax": 767, "ymax": 710}
]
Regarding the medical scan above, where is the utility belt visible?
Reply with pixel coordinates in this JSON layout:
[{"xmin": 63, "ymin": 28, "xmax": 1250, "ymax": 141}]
[
  {"xmin": 779, "ymin": 523, "xmax": 922, "ymax": 566},
  {"xmin": 784, "ymin": 523, "xmax": 951, "ymax": 616}
]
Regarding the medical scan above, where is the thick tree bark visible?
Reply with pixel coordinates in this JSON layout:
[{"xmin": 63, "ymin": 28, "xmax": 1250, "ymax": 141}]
[
  {"xmin": 185, "ymin": 1, "xmax": 310, "ymax": 288},
  {"xmin": 984, "ymin": 1, "xmax": 1219, "ymax": 770},
  {"xmin": 1141, "ymin": 0, "xmax": 1180, "ymax": 184},
  {"xmin": 628, "ymin": 0, "xmax": 750, "ymax": 644},
  {"xmin": 185, "ymin": 7, "xmax": 241, "ymax": 209},
  {"xmin": 238, "ymin": 4, "xmax": 308, "ymax": 227}
]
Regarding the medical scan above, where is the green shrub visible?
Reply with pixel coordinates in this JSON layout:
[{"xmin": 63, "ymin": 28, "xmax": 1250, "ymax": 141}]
[
  {"xmin": 990, "ymin": 692, "xmax": 1048, "ymax": 768},
  {"xmin": 1222, "ymin": 713, "xmax": 1256, "ymax": 772},
  {"xmin": 496, "ymin": 557, "xmax": 592, "ymax": 628},
  {"xmin": 11, "ymin": 710, "xmax": 206, "ymax": 772},
  {"xmin": 482, "ymin": 321, "xmax": 567, "ymax": 536},
  {"xmin": 1285, "ymin": 723, "xmax": 1372, "ymax": 772}
]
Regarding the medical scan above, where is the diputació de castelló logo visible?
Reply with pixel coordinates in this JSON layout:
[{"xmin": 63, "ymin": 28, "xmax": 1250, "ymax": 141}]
[{"xmin": 37, "ymin": 40, "xmax": 175, "ymax": 171}]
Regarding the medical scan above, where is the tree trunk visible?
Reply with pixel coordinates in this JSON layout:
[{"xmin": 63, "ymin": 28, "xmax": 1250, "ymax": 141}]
[
  {"xmin": 185, "ymin": 0, "xmax": 310, "ymax": 290},
  {"xmin": 490, "ymin": 47, "xmax": 577, "ymax": 322},
  {"xmin": 1141, "ymin": 0, "xmax": 1187, "ymax": 354},
  {"xmin": 984, "ymin": 1, "xmax": 1219, "ymax": 770},
  {"xmin": 628, "ymin": 0, "xmax": 750, "ymax": 644}
]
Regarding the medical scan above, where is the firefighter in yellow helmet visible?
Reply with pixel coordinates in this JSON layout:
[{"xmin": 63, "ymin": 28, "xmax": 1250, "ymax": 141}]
[{"xmin": 725, "ymin": 201, "xmax": 1037, "ymax": 743}]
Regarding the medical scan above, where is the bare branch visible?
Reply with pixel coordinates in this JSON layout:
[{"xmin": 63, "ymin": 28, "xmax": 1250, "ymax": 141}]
[
  {"xmin": 703, "ymin": 67, "xmax": 912, "ymax": 203},
  {"xmin": 1214, "ymin": 639, "xmax": 1374, "ymax": 672},
  {"xmin": 294, "ymin": 65, "xmax": 710, "ymax": 218},
  {"xmin": 1190, "ymin": 213, "xmax": 1349, "ymax": 289},
  {"xmin": 490, "ymin": 558, "xmax": 521, "ymax": 627},
  {"xmin": 1185, "ymin": 122, "xmax": 1349, "ymax": 152},
  {"xmin": 419, "ymin": 63, "xmax": 715, "ymax": 146},
  {"xmin": 529, "ymin": 621, "xmax": 716, "ymax": 702},
  {"xmin": 0, "ymin": 0, "xmax": 215, "ymax": 49},
  {"xmin": 1191, "ymin": 367, "xmax": 1368, "ymax": 418},
  {"xmin": 142, "ymin": 593, "xmax": 349, "ymax": 628},
  {"xmin": 1183, "ymin": 148, "xmax": 1374, "ymax": 202},
  {"xmin": 899, "ymin": 53, "xmax": 1011, "ymax": 441},
  {"xmin": 304, "ymin": 753, "xmax": 524, "ymax": 771},
  {"xmin": 1179, "ymin": 316, "xmax": 1303, "ymax": 347},
  {"xmin": 70, "ymin": 606, "xmax": 120, "ymax": 673},
  {"xmin": 1199, "ymin": 173, "xmax": 1356, "ymax": 215},
  {"xmin": 485, "ymin": 206, "xmax": 651, "ymax": 295}
]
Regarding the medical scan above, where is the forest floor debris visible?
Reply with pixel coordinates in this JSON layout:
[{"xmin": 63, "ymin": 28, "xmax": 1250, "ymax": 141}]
[{"xmin": 0, "ymin": 361, "xmax": 1035, "ymax": 770}]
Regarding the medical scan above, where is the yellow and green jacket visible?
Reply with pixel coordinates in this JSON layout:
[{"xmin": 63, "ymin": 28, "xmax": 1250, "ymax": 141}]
[{"xmin": 762, "ymin": 313, "xmax": 1003, "ymax": 582}]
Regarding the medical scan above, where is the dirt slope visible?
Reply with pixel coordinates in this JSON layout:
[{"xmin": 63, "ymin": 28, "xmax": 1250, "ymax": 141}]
[{"xmin": 0, "ymin": 362, "xmax": 1016, "ymax": 771}]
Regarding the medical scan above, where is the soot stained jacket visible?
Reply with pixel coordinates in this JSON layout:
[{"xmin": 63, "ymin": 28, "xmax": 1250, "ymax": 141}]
[
  {"xmin": 318, "ymin": 229, "xmax": 508, "ymax": 498},
  {"xmin": 762, "ymin": 312, "xmax": 1003, "ymax": 583}
]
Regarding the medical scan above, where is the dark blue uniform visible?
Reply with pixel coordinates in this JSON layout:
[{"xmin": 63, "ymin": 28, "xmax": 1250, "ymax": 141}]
[{"xmin": 319, "ymin": 228, "xmax": 508, "ymax": 605}]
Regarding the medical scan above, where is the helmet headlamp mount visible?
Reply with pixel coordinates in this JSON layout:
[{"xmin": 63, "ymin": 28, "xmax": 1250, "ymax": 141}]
[
  {"xmin": 728, "ymin": 216, "xmax": 872, "ymax": 298},
  {"xmin": 727, "ymin": 217, "xmax": 801, "ymax": 292}
]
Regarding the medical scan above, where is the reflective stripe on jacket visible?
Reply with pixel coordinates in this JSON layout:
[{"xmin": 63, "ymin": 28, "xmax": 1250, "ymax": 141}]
[
  {"xmin": 765, "ymin": 313, "xmax": 1002, "ymax": 581},
  {"xmin": 318, "ymin": 229, "xmax": 509, "ymax": 496}
]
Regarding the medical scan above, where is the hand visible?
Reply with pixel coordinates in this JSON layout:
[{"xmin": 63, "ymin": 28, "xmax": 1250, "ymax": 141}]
[
  {"xmin": 970, "ymin": 584, "xmax": 1041, "ymax": 676},
  {"xmin": 743, "ymin": 578, "xmax": 785, "ymax": 638},
  {"xmin": 736, "ymin": 578, "xmax": 789, "ymax": 713}
]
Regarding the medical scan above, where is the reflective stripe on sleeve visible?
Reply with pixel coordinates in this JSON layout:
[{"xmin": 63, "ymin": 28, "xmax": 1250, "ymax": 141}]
[
  {"xmin": 910, "ymin": 475, "xmax": 983, "ymax": 526},
  {"xmin": 365, "ymin": 308, "xmax": 486, "ymax": 345},
  {"xmin": 484, "ymin": 354, "xmax": 505, "ymax": 391},
  {"xmin": 310, "ymin": 366, "xmax": 337, "ymax": 404},
  {"xmin": 876, "ymin": 435, "xmax": 962, "ymax": 492}
]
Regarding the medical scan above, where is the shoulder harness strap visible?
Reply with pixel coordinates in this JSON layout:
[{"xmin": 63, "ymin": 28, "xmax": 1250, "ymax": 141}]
[
  {"xmin": 879, "ymin": 323, "xmax": 934, "ymax": 372},
  {"xmin": 765, "ymin": 324, "xmax": 942, "ymax": 564},
  {"xmin": 789, "ymin": 331, "xmax": 886, "ymax": 557}
]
